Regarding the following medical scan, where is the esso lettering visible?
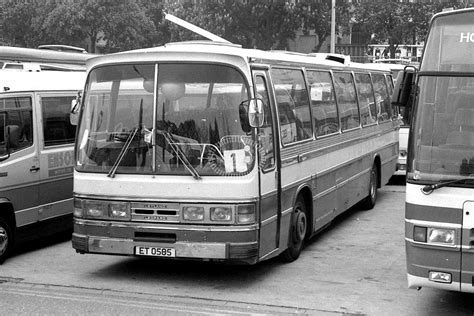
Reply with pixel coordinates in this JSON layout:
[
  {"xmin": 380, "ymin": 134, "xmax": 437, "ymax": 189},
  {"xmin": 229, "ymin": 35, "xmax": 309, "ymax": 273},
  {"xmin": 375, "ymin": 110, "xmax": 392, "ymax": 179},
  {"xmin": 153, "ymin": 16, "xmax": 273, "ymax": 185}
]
[{"xmin": 48, "ymin": 151, "xmax": 73, "ymax": 168}]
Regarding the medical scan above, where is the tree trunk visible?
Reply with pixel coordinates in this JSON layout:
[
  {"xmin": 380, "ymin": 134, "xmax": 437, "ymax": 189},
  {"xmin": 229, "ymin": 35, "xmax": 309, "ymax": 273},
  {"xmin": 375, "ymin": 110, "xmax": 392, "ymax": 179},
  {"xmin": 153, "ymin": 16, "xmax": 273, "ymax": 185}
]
[{"xmin": 89, "ymin": 33, "xmax": 97, "ymax": 53}]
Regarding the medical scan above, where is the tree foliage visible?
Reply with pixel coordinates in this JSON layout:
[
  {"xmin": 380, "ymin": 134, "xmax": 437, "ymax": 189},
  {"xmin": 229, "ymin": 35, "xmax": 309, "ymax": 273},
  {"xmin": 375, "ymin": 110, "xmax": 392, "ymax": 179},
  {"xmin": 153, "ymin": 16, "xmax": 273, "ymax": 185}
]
[
  {"xmin": 1, "ymin": 0, "xmax": 472, "ymax": 54},
  {"xmin": 352, "ymin": 0, "xmax": 471, "ymax": 58},
  {"xmin": 0, "ymin": 0, "xmax": 336, "ymax": 52}
]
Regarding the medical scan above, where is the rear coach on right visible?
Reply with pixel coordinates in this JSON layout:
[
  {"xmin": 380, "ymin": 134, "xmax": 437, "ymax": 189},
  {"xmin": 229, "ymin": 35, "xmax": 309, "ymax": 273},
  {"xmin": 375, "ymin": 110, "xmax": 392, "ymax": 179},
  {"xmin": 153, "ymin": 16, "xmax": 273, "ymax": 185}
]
[{"xmin": 394, "ymin": 8, "xmax": 474, "ymax": 292}]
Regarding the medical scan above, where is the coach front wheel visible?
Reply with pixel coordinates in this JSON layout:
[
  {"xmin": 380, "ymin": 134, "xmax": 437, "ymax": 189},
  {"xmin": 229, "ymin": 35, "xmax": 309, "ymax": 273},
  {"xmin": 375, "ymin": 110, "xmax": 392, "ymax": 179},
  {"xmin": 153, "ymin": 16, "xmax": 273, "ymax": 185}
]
[{"xmin": 281, "ymin": 199, "xmax": 307, "ymax": 262}]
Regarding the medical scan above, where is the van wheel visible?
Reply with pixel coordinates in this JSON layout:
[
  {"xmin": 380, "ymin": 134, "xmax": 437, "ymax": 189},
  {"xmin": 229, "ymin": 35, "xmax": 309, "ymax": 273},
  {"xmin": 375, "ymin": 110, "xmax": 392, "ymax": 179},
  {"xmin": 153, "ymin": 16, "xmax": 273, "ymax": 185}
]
[
  {"xmin": 360, "ymin": 164, "xmax": 378, "ymax": 210},
  {"xmin": 0, "ymin": 217, "xmax": 12, "ymax": 264},
  {"xmin": 281, "ymin": 199, "xmax": 307, "ymax": 262}
]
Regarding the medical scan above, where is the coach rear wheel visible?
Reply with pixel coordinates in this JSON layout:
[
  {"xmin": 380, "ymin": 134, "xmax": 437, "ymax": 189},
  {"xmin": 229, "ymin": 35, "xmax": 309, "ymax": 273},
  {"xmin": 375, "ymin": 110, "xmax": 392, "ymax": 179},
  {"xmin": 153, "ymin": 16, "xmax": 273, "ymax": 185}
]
[
  {"xmin": 0, "ymin": 217, "xmax": 12, "ymax": 264},
  {"xmin": 361, "ymin": 164, "xmax": 378, "ymax": 210},
  {"xmin": 281, "ymin": 199, "xmax": 307, "ymax": 262}
]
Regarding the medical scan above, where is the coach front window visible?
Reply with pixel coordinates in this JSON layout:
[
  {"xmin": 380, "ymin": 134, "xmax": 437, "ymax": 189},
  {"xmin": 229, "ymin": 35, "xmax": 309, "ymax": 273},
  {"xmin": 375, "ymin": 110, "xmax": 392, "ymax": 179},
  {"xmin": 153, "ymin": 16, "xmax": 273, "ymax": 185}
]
[{"xmin": 76, "ymin": 63, "xmax": 254, "ymax": 176}]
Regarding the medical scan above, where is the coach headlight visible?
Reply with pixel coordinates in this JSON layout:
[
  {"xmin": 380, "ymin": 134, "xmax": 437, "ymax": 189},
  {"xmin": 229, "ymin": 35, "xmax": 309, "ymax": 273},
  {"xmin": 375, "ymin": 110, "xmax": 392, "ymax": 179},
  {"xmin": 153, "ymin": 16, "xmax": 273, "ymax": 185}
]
[
  {"xmin": 182, "ymin": 206, "xmax": 205, "ymax": 221},
  {"xmin": 428, "ymin": 228, "xmax": 455, "ymax": 245},
  {"xmin": 84, "ymin": 200, "xmax": 107, "ymax": 218},
  {"xmin": 109, "ymin": 202, "xmax": 130, "ymax": 220},
  {"xmin": 210, "ymin": 206, "xmax": 232, "ymax": 222}
]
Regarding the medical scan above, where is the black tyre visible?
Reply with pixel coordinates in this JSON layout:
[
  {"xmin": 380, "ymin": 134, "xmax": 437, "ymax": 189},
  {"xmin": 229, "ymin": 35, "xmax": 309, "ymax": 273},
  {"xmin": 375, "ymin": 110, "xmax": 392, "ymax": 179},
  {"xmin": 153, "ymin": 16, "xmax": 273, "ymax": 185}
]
[
  {"xmin": 281, "ymin": 199, "xmax": 307, "ymax": 262},
  {"xmin": 360, "ymin": 164, "xmax": 378, "ymax": 210},
  {"xmin": 0, "ymin": 217, "xmax": 13, "ymax": 264}
]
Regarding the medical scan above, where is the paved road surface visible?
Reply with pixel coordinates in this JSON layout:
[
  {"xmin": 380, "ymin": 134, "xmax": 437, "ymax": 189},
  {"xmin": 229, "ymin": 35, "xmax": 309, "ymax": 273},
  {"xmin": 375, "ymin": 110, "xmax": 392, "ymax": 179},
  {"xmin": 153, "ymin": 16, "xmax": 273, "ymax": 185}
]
[{"xmin": 1, "ymin": 181, "xmax": 473, "ymax": 315}]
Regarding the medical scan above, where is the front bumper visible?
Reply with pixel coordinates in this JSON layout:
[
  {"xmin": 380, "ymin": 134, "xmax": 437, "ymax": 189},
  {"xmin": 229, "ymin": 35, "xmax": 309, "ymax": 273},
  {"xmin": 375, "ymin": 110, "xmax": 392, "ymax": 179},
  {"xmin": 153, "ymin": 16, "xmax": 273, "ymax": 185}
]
[{"xmin": 73, "ymin": 219, "xmax": 259, "ymax": 264}]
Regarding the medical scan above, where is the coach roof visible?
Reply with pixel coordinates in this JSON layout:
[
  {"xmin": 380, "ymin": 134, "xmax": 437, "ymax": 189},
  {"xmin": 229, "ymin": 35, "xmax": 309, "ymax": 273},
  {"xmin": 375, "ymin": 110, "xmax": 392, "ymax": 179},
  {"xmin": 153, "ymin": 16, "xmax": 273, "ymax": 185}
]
[{"xmin": 86, "ymin": 41, "xmax": 347, "ymax": 70}]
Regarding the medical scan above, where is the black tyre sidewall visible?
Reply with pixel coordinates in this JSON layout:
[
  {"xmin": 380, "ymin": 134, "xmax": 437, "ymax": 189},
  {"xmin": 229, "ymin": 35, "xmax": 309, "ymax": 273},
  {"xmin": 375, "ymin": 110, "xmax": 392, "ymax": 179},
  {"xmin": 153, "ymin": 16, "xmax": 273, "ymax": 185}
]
[
  {"xmin": 281, "ymin": 199, "xmax": 307, "ymax": 262},
  {"xmin": 0, "ymin": 217, "xmax": 12, "ymax": 264},
  {"xmin": 361, "ymin": 165, "xmax": 378, "ymax": 210}
]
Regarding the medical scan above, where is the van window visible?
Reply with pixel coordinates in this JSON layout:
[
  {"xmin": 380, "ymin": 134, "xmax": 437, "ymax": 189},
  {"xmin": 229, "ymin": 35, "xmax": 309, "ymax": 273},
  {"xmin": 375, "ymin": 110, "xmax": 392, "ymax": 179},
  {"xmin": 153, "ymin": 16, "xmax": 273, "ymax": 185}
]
[
  {"xmin": 42, "ymin": 96, "xmax": 76, "ymax": 146},
  {"xmin": 0, "ymin": 97, "xmax": 33, "ymax": 153},
  {"xmin": 271, "ymin": 68, "xmax": 312, "ymax": 145}
]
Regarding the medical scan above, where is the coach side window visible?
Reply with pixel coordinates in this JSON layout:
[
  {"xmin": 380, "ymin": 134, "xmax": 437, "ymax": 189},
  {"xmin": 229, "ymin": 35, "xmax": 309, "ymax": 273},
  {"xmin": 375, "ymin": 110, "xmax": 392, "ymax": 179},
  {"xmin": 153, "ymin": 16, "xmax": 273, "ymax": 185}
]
[
  {"xmin": 0, "ymin": 96, "xmax": 33, "ymax": 155},
  {"xmin": 372, "ymin": 74, "xmax": 392, "ymax": 122},
  {"xmin": 307, "ymin": 70, "xmax": 339, "ymax": 136},
  {"xmin": 42, "ymin": 96, "xmax": 77, "ymax": 146},
  {"xmin": 354, "ymin": 73, "xmax": 377, "ymax": 126},
  {"xmin": 271, "ymin": 68, "xmax": 312, "ymax": 145},
  {"xmin": 333, "ymin": 72, "xmax": 360, "ymax": 131}
]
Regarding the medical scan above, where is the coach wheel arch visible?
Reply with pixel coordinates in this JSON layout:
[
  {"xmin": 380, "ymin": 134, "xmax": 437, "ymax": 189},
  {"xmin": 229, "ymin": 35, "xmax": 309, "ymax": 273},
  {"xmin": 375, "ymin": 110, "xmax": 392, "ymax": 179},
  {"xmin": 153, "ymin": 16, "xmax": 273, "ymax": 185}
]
[{"xmin": 295, "ymin": 186, "xmax": 313, "ymax": 240}]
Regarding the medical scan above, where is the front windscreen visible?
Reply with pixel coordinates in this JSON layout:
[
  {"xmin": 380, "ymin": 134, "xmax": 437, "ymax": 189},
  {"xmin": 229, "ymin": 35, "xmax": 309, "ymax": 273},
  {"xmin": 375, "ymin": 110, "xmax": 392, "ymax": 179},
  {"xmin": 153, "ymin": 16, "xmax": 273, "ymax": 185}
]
[
  {"xmin": 422, "ymin": 11, "xmax": 474, "ymax": 72},
  {"xmin": 76, "ymin": 63, "xmax": 253, "ymax": 176},
  {"xmin": 408, "ymin": 75, "xmax": 474, "ymax": 181}
]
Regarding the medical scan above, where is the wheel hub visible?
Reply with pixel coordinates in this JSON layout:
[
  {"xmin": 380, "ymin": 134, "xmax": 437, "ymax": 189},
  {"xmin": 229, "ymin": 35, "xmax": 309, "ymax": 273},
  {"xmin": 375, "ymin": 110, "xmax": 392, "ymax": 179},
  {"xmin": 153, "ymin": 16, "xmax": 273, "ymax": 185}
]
[{"xmin": 294, "ymin": 211, "xmax": 306, "ymax": 242}]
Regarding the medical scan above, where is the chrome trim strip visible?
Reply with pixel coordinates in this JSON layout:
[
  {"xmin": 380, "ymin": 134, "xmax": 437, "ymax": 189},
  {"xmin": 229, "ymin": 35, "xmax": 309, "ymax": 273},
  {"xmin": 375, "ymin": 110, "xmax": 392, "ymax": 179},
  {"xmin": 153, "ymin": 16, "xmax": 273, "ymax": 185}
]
[
  {"xmin": 281, "ymin": 207, "xmax": 293, "ymax": 217},
  {"xmin": 405, "ymin": 219, "xmax": 462, "ymax": 230},
  {"xmin": 261, "ymin": 214, "xmax": 277, "ymax": 227},
  {"xmin": 405, "ymin": 237, "xmax": 460, "ymax": 250},
  {"xmin": 152, "ymin": 63, "xmax": 158, "ymax": 173},
  {"xmin": 313, "ymin": 185, "xmax": 337, "ymax": 200},
  {"xmin": 1, "ymin": 174, "xmax": 72, "ymax": 192},
  {"xmin": 335, "ymin": 167, "xmax": 369, "ymax": 187},
  {"xmin": 74, "ymin": 194, "xmax": 258, "ymax": 204},
  {"xmin": 260, "ymin": 190, "xmax": 278, "ymax": 200},
  {"xmin": 259, "ymin": 248, "xmax": 280, "ymax": 261},
  {"xmin": 75, "ymin": 218, "xmax": 258, "ymax": 232},
  {"xmin": 16, "ymin": 197, "xmax": 72, "ymax": 214},
  {"xmin": 281, "ymin": 175, "xmax": 312, "ymax": 192}
]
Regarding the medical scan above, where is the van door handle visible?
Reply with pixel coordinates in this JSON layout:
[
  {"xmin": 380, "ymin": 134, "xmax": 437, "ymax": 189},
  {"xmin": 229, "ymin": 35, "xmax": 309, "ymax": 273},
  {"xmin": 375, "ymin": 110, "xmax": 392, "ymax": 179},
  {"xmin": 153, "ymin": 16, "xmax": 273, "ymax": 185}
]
[{"xmin": 30, "ymin": 166, "xmax": 40, "ymax": 173}]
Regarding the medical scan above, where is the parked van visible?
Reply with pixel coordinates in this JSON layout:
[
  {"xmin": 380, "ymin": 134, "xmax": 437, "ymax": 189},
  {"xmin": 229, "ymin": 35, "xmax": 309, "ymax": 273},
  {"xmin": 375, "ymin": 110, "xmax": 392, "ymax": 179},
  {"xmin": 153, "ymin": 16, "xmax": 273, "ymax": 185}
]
[{"xmin": 0, "ymin": 71, "xmax": 85, "ymax": 263}]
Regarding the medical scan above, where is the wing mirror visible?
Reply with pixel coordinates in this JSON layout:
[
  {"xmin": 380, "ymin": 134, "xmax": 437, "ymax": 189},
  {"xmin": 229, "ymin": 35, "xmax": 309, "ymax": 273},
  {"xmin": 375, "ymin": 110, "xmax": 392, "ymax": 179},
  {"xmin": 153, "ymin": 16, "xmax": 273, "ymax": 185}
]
[
  {"xmin": 239, "ymin": 99, "xmax": 264, "ymax": 133},
  {"xmin": 392, "ymin": 66, "xmax": 417, "ymax": 108}
]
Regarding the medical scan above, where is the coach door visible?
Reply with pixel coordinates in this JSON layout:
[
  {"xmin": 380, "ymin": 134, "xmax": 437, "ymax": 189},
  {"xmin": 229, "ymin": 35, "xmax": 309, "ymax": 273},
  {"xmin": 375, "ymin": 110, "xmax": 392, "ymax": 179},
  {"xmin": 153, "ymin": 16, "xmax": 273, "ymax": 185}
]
[{"xmin": 252, "ymin": 70, "xmax": 281, "ymax": 259}]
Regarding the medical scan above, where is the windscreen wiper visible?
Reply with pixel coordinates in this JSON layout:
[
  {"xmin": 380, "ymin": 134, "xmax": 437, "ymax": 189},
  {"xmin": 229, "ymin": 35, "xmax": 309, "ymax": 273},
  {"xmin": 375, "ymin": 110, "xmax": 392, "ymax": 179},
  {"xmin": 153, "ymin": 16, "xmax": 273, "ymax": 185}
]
[
  {"xmin": 107, "ymin": 128, "xmax": 139, "ymax": 178},
  {"xmin": 421, "ymin": 177, "xmax": 474, "ymax": 195},
  {"xmin": 162, "ymin": 131, "xmax": 201, "ymax": 180}
]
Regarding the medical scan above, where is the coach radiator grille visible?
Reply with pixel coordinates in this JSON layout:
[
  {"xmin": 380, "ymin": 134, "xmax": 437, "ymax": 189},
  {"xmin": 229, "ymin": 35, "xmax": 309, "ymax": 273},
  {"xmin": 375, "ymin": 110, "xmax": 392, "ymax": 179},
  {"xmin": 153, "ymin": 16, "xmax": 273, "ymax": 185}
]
[{"xmin": 131, "ymin": 202, "xmax": 180, "ymax": 223}]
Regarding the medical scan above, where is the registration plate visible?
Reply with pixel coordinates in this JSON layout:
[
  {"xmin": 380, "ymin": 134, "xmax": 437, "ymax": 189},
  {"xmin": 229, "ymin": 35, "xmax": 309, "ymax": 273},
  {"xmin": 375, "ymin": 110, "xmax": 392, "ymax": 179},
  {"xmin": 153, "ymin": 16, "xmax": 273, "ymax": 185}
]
[{"xmin": 134, "ymin": 246, "xmax": 175, "ymax": 257}]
